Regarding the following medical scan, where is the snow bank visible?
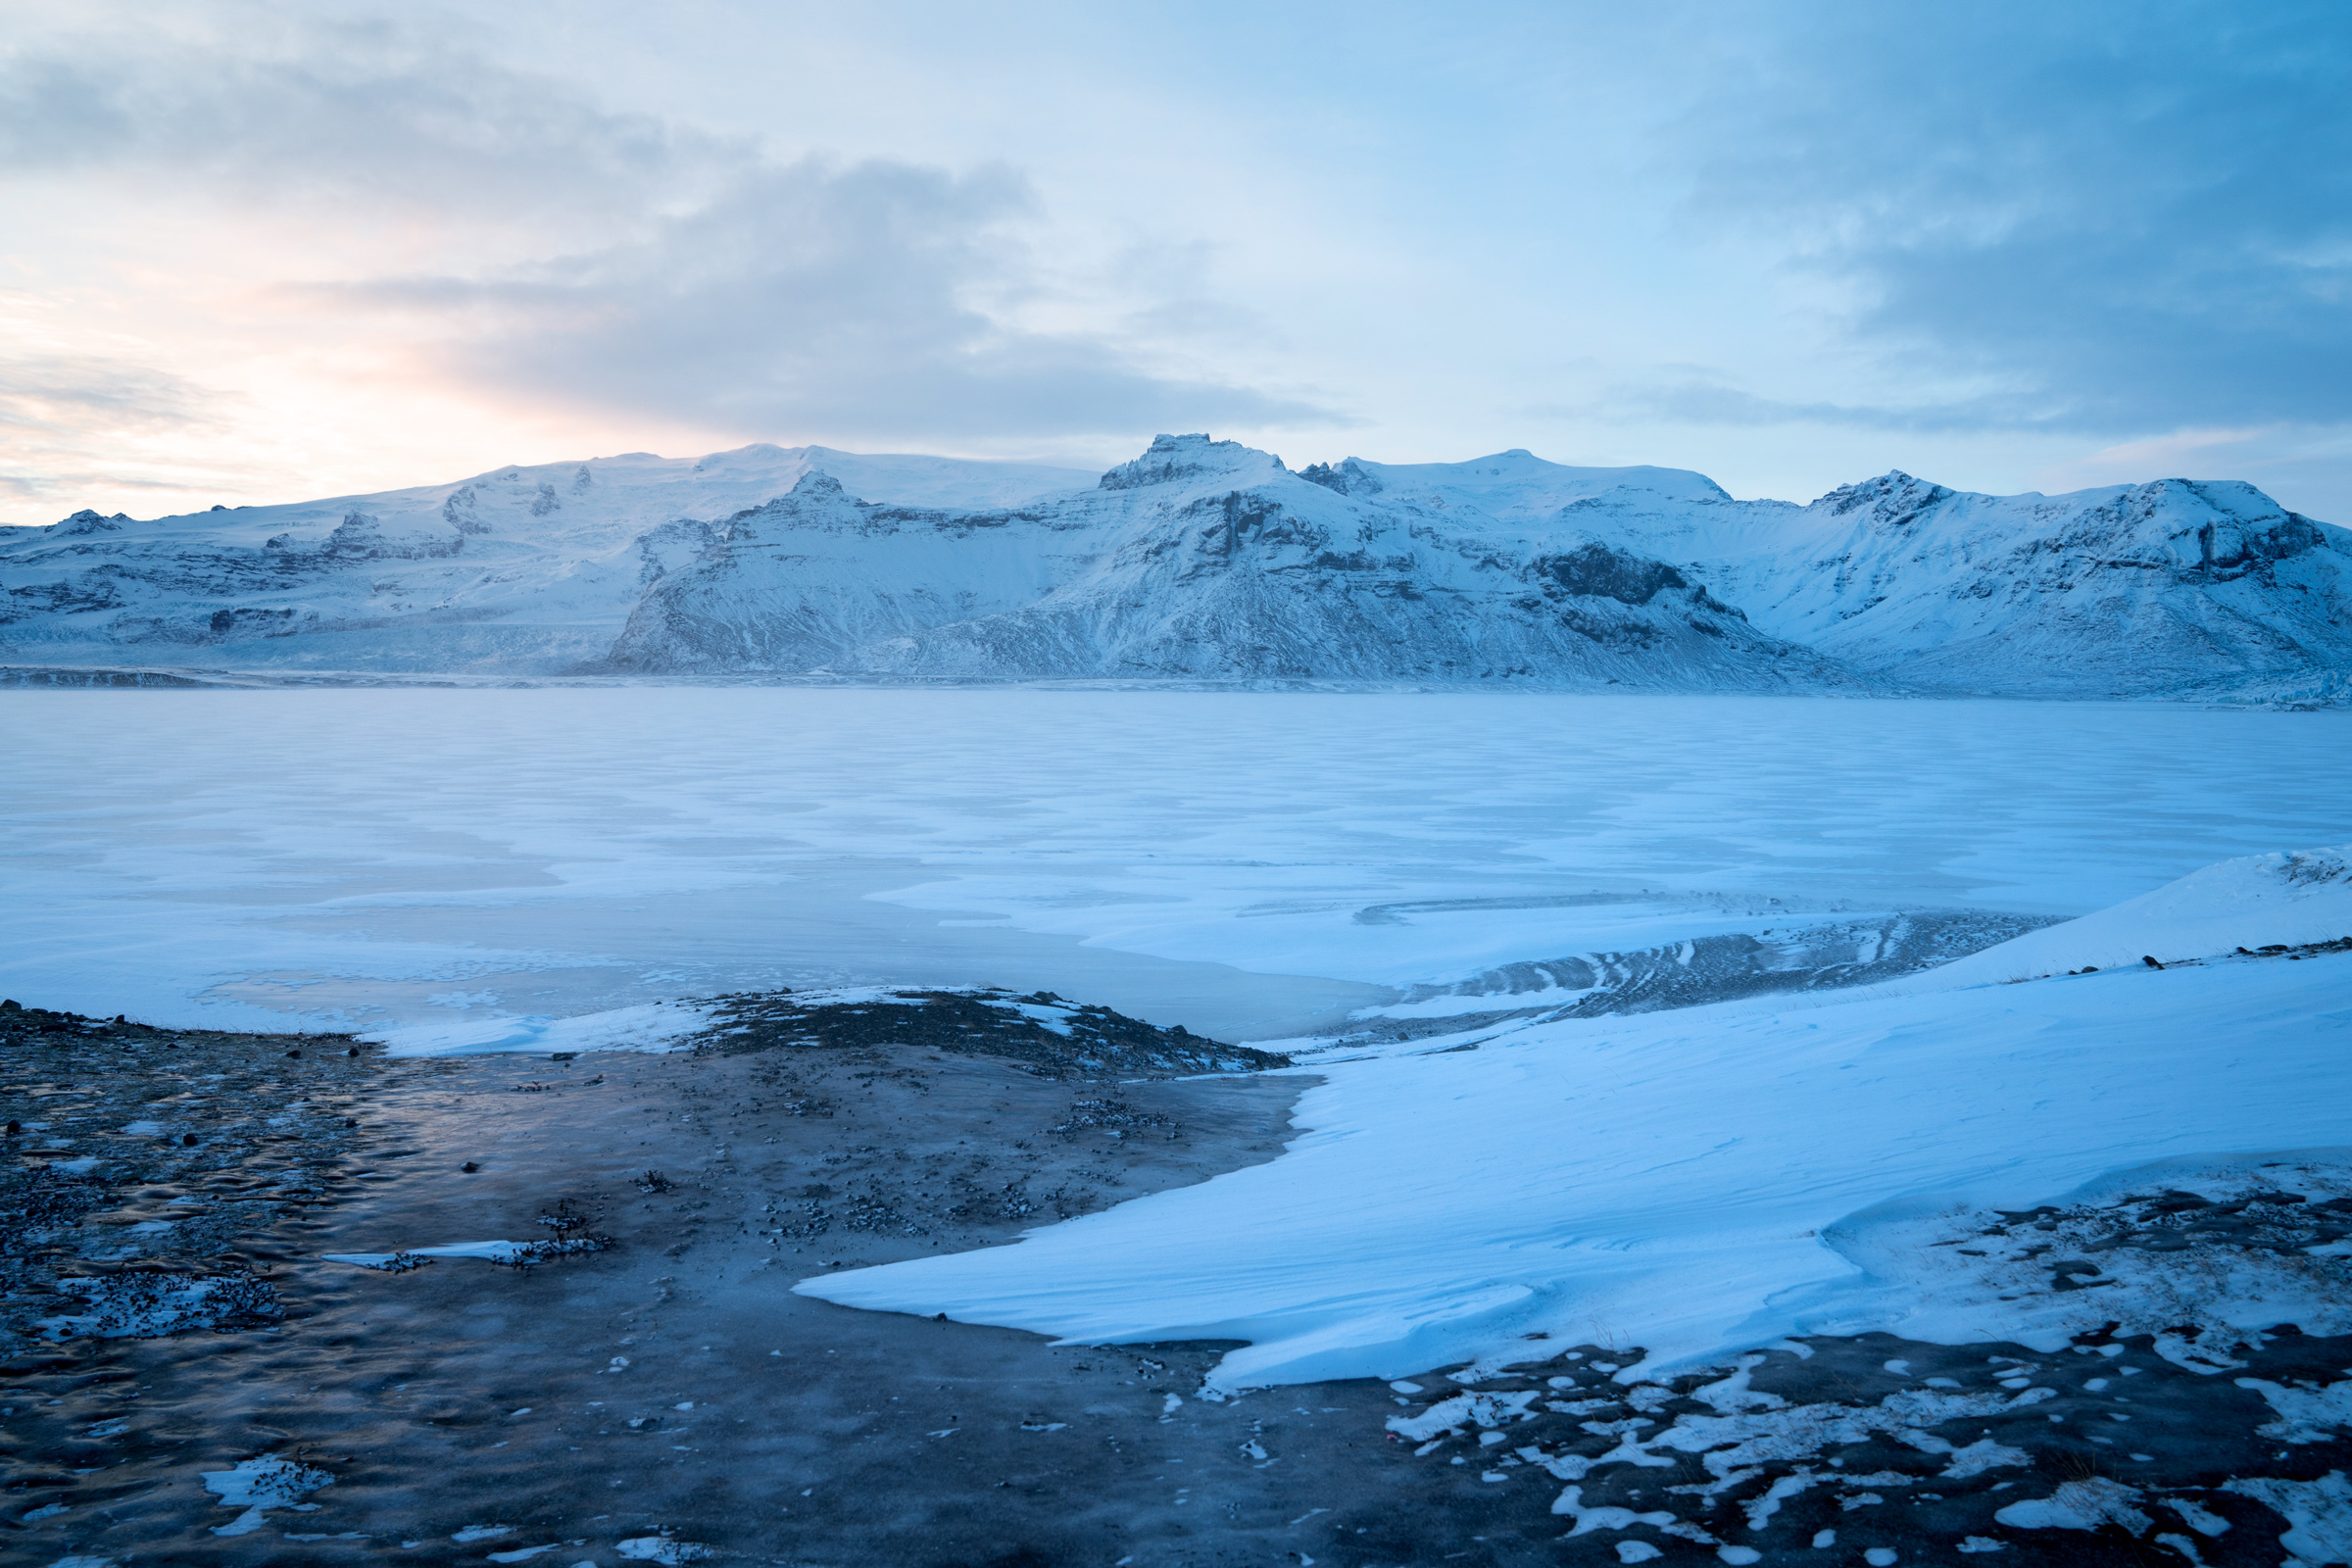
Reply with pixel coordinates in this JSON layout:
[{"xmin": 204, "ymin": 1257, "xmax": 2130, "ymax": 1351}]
[
  {"xmin": 1894, "ymin": 844, "xmax": 2352, "ymax": 991},
  {"xmin": 800, "ymin": 854, "xmax": 2352, "ymax": 1390},
  {"xmin": 360, "ymin": 1001, "xmax": 714, "ymax": 1056}
]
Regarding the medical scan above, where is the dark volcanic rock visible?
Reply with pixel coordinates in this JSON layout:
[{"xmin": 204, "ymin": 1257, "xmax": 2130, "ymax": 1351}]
[{"xmin": 692, "ymin": 986, "xmax": 1291, "ymax": 1077}]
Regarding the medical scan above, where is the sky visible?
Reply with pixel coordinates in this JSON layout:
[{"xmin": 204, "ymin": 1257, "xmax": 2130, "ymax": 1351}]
[{"xmin": 2, "ymin": 0, "xmax": 2348, "ymax": 525}]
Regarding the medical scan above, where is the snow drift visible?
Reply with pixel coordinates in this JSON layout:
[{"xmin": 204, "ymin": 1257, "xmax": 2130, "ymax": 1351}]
[
  {"xmin": 796, "ymin": 847, "xmax": 2352, "ymax": 1390},
  {"xmin": 1888, "ymin": 844, "xmax": 2352, "ymax": 991}
]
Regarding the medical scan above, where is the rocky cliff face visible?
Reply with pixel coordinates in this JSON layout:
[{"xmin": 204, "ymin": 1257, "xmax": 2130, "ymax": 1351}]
[{"xmin": 4, "ymin": 434, "xmax": 2343, "ymax": 699}]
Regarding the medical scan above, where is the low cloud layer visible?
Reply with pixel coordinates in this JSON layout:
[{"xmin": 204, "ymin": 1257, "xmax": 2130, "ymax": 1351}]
[{"xmin": 0, "ymin": 11, "xmax": 733, "ymax": 224}]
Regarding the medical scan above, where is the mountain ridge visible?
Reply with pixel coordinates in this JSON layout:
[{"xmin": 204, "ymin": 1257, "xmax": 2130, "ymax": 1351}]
[{"xmin": 4, "ymin": 434, "xmax": 2345, "ymax": 701}]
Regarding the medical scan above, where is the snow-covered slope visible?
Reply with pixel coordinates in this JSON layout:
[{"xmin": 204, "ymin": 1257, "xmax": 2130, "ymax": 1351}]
[
  {"xmin": 5, "ymin": 435, "xmax": 2344, "ymax": 695},
  {"xmin": 674, "ymin": 436, "xmax": 1853, "ymax": 689},
  {"xmin": 599, "ymin": 471, "xmax": 1094, "ymax": 673},
  {"xmin": 1299, "ymin": 449, "xmax": 1733, "ymax": 521},
  {"xmin": 0, "ymin": 446, "xmax": 1094, "ymax": 675},
  {"xmin": 1446, "ymin": 467, "xmax": 2352, "ymax": 697},
  {"xmin": 1888, "ymin": 844, "xmax": 2352, "ymax": 990}
]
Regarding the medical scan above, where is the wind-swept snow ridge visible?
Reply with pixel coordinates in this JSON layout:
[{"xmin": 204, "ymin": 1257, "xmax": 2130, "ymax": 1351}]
[
  {"xmin": 796, "ymin": 849, "xmax": 2352, "ymax": 1390},
  {"xmin": 8, "ymin": 434, "xmax": 2341, "ymax": 695},
  {"xmin": 1886, "ymin": 844, "xmax": 2352, "ymax": 992}
]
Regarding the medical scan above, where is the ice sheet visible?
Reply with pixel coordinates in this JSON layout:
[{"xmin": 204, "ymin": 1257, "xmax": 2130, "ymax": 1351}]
[{"xmin": 2, "ymin": 688, "xmax": 2346, "ymax": 1044}]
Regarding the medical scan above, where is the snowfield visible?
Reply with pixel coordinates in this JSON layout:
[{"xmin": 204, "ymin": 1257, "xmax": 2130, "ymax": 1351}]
[{"xmin": 800, "ymin": 849, "xmax": 2352, "ymax": 1390}]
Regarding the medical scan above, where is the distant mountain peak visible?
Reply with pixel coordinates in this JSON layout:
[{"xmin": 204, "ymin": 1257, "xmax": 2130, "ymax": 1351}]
[
  {"xmin": 787, "ymin": 469, "xmax": 851, "ymax": 502},
  {"xmin": 1298, "ymin": 459, "xmax": 1384, "ymax": 497},
  {"xmin": 714, "ymin": 469, "xmax": 864, "ymax": 544},
  {"xmin": 1816, "ymin": 470, "xmax": 1958, "ymax": 526},
  {"xmin": 1097, "ymin": 434, "xmax": 1286, "ymax": 493},
  {"xmin": 53, "ymin": 509, "xmax": 129, "ymax": 534}
]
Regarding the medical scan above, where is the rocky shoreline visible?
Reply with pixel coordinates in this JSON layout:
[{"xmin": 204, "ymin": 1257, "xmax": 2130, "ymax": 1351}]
[{"xmin": 7, "ymin": 996, "xmax": 2352, "ymax": 1565}]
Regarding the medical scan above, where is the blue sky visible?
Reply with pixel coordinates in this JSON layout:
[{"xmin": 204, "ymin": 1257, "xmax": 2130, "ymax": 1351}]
[{"xmin": 2, "ymin": 0, "xmax": 2347, "ymax": 522}]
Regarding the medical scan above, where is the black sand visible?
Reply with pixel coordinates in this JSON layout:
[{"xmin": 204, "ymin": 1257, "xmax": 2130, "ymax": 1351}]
[{"xmin": 8, "ymin": 998, "xmax": 2352, "ymax": 1566}]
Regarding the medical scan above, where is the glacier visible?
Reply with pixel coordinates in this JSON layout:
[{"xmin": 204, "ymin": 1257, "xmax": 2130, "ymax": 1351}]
[{"xmin": 5, "ymin": 434, "xmax": 2345, "ymax": 699}]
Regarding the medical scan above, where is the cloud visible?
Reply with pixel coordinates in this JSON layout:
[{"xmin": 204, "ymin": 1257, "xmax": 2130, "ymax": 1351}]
[
  {"xmin": 1673, "ymin": 0, "xmax": 2352, "ymax": 435},
  {"xmin": 0, "ymin": 286, "xmax": 248, "ymax": 515},
  {"xmin": 1559, "ymin": 377, "xmax": 2038, "ymax": 435},
  {"xmin": 0, "ymin": 356, "xmax": 244, "ymax": 514},
  {"xmin": 319, "ymin": 156, "xmax": 1334, "ymax": 440},
  {"xmin": 0, "ymin": 7, "xmax": 1336, "ymax": 445},
  {"xmin": 0, "ymin": 7, "xmax": 732, "ymax": 225},
  {"xmin": 0, "ymin": 351, "xmax": 218, "ymax": 437}
]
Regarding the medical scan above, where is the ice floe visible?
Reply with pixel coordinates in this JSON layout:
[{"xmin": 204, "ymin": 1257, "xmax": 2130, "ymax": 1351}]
[
  {"xmin": 322, "ymin": 1237, "xmax": 612, "ymax": 1269},
  {"xmin": 615, "ymin": 1538, "xmax": 712, "ymax": 1563}
]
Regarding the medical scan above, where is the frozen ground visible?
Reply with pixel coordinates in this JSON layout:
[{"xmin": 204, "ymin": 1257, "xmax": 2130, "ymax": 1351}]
[{"xmin": 2, "ymin": 688, "xmax": 2346, "ymax": 1044}]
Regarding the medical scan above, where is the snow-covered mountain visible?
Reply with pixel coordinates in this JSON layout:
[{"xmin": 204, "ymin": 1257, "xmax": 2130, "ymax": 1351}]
[
  {"xmin": 1431, "ymin": 464, "xmax": 2352, "ymax": 699},
  {"xmin": 604, "ymin": 437, "xmax": 1846, "ymax": 689},
  {"xmin": 0, "ymin": 445, "xmax": 1095, "ymax": 676},
  {"xmin": 4, "ymin": 434, "xmax": 2345, "ymax": 698}
]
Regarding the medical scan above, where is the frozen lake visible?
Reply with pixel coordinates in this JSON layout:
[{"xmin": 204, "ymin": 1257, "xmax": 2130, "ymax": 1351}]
[{"xmin": 3, "ymin": 687, "xmax": 2346, "ymax": 1037}]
